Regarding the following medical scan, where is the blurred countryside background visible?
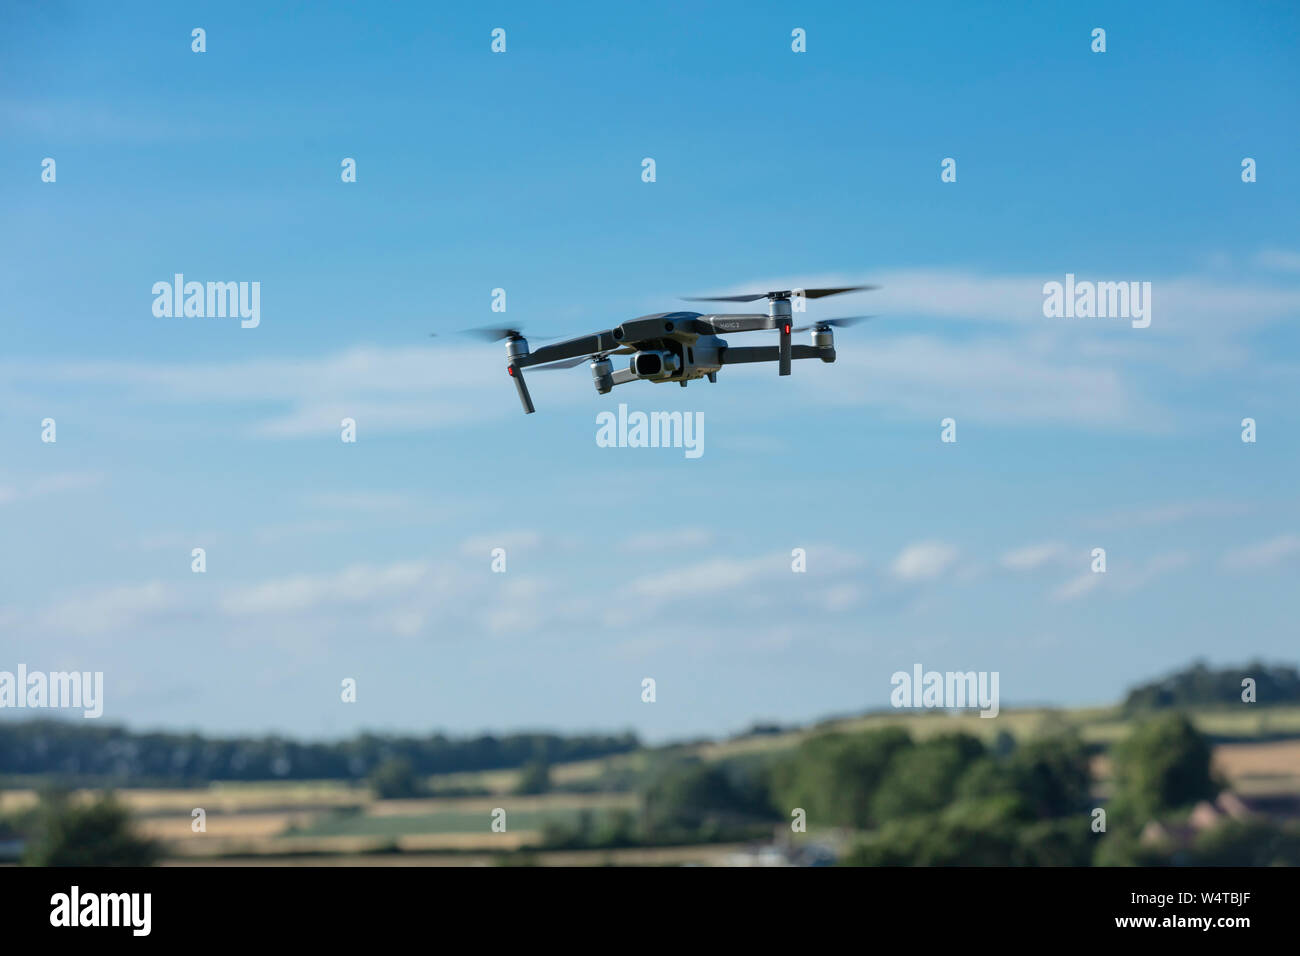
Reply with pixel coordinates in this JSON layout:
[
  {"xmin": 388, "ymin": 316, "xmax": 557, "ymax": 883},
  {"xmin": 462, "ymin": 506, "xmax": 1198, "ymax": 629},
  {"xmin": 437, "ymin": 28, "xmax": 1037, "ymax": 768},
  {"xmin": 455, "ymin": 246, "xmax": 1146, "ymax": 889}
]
[{"xmin": 4, "ymin": 659, "xmax": 1300, "ymax": 866}]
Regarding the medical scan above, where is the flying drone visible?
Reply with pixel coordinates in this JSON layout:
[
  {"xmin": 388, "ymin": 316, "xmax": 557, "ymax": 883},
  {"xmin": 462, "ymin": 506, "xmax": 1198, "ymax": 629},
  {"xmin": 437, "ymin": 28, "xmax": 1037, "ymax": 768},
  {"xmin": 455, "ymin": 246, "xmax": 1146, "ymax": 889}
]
[{"xmin": 457, "ymin": 285, "xmax": 879, "ymax": 414}]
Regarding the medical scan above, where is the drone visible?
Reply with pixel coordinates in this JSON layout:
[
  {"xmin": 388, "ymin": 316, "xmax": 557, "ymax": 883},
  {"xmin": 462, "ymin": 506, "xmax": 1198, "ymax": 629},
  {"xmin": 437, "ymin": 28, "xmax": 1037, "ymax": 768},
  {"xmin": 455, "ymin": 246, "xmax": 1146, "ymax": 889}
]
[{"xmin": 458, "ymin": 285, "xmax": 879, "ymax": 414}]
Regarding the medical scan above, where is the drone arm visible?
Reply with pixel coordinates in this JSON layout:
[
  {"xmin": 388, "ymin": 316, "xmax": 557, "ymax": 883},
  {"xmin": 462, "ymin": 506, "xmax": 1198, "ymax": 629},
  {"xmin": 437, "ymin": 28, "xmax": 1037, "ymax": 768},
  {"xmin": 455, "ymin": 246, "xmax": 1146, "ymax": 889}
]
[
  {"xmin": 718, "ymin": 344, "xmax": 833, "ymax": 366},
  {"xmin": 517, "ymin": 332, "xmax": 617, "ymax": 369}
]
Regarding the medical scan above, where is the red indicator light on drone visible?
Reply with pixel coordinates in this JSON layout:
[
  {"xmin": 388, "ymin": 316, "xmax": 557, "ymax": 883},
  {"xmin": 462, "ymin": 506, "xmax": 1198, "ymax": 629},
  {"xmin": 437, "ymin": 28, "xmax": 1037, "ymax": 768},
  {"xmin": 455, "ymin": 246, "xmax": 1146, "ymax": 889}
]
[
  {"xmin": 507, "ymin": 366, "xmax": 515, "ymax": 376},
  {"xmin": 783, "ymin": 324, "xmax": 791, "ymax": 334}
]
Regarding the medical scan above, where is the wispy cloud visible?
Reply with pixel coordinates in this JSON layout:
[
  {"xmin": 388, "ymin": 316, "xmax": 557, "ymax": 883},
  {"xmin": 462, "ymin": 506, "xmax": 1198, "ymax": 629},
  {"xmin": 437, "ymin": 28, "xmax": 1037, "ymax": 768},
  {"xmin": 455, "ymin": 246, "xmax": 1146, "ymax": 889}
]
[
  {"xmin": 890, "ymin": 541, "xmax": 959, "ymax": 582},
  {"xmin": 1052, "ymin": 550, "xmax": 1196, "ymax": 601},
  {"xmin": 1255, "ymin": 249, "xmax": 1300, "ymax": 274},
  {"xmin": 1086, "ymin": 499, "xmax": 1251, "ymax": 528},
  {"xmin": 38, "ymin": 581, "xmax": 178, "ymax": 636},
  {"xmin": 6, "ymin": 264, "xmax": 1295, "ymax": 439},
  {"xmin": 1001, "ymin": 542, "xmax": 1069, "ymax": 571},
  {"xmin": 220, "ymin": 560, "xmax": 434, "ymax": 615},
  {"xmin": 0, "ymin": 471, "xmax": 103, "ymax": 505},
  {"xmin": 1222, "ymin": 535, "xmax": 1300, "ymax": 572}
]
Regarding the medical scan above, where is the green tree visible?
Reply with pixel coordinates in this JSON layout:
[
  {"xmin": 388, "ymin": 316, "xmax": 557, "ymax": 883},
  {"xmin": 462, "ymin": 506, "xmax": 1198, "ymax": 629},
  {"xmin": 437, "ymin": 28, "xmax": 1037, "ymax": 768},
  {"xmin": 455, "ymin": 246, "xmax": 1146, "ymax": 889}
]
[
  {"xmin": 958, "ymin": 733, "xmax": 1092, "ymax": 819},
  {"xmin": 842, "ymin": 815, "xmax": 1021, "ymax": 866},
  {"xmin": 1124, "ymin": 659, "xmax": 1300, "ymax": 711},
  {"xmin": 641, "ymin": 760, "xmax": 771, "ymax": 838},
  {"xmin": 843, "ymin": 808, "xmax": 1093, "ymax": 866},
  {"xmin": 870, "ymin": 734, "xmax": 985, "ymax": 822},
  {"xmin": 368, "ymin": 756, "xmax": 423, "ymax": 799},
  {"xmin": 1009, "ymin": 734, "xmax": 1093, "ymax": 818},
  {"xmin": 768, "ymin": 727, "xmax": 912, "ymax": 828},
  {"xmin": 594, "ymin": 808, "xmax": 638, "ymax": 847},
  {"xmin": 514, "ymin": 759, "xmax": 552, "ymax": 795},
  {"xmin": 22, "ymin": 791, "xmax": 160, "ymax": 866},
  {"xmin": 1109, "ymin": 713, "xmax": 1219, "ymax": 822}
]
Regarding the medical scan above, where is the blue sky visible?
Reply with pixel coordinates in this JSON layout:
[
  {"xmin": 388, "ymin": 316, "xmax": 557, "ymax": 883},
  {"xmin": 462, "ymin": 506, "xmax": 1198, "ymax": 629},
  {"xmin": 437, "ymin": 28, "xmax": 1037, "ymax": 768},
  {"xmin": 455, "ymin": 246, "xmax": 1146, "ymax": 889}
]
[{"xmin": 1, "ymin": 1, "xmax": 1298, "ymax": 741}]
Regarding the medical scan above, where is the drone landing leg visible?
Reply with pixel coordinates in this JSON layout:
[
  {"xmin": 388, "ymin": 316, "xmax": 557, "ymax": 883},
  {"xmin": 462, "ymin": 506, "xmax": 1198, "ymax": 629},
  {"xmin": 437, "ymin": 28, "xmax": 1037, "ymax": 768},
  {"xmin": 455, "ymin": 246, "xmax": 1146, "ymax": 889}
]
[{"xmin": 509, "ymin": 364, "xmax": 535, "ymax": 414}]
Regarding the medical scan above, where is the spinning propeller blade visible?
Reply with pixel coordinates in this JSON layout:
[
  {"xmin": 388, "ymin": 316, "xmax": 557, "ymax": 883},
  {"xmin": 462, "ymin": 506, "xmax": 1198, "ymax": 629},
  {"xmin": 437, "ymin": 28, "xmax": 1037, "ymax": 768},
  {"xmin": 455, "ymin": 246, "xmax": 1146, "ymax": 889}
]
[
  {"xmin": 766, "ymin": 315, "xmax": 877, "ymax": 332},
  {"xmin": 459, "ymin": 325, "xmax": 557, "ymax": 342},
  {"xmin": 683, "ymin": 285, "xmax": 879, "ymax": 303}
]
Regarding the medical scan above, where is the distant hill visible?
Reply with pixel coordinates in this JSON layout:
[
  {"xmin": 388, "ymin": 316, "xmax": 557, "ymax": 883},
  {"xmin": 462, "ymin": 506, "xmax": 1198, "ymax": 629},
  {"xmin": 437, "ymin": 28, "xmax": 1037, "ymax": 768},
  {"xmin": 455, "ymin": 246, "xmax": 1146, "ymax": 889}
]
[
  {"xmin": 1123, "ymin": 660, "xmax": 1300, "ymax": 711},
  {"xmin": 4, "ymin": 658, "xmax": 1299, "ymax": 786},
  {"xmin": 0, "ymin": 719, "xmax": 638, "ymax": 786}
]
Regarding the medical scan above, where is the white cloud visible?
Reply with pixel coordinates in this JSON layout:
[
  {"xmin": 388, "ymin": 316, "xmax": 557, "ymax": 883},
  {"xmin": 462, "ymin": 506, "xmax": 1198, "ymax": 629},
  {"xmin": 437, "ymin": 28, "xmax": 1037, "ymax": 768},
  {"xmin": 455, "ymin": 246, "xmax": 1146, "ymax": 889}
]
[
  {"xmin": 303, "ymin": 492, "xmax": 420, "ymax": 512},
  {"xmin": 732, "ymin": 267, "xmax": 1300, "ymax": 336},
  {"xmin": 630, "ymin": 554, "xmax": 775, "ymax": 599},
  {"xmin": 626, "ymin": 544, "xmax": 864, "ymax": 600},
  {"xmin": 1001, "ymin": 542, "xmax": 1068, "ymax": 571},
  {"xmin": 0, "ymin": 471, "xmax": 103, "ymax": 505},
  {"xmin": 1052, "ymin": 572, "xmax": 1103, "ymax": 602},
  {"xmin": 459, "ymin": 530, "xmax": 544, "ymax": 558},
  {"xmin": 798, "ymin": 334, "xmax": 1149, "ymax": 428},
  {"xmin": 1126, "ymin": 550, "xmax": 1195, "ymax": 588},
  {"xmin": 1053, "ymin": 550, "xmax": 1194, "ymax": 601},
  {"xmin": 890, "ymin": 541, "xmax": 958, "ymax": 582},
  {"xmin": 8, "ymin": 266, "xmax": 1296, "ymax": 439},
  {"xmin": 221, "ymin": 560, "xmax": 434, "ymax": 615},
  {"xmin": 7, "ymin": 345, "xmax": 556, "ymax": 438},
  {"xmin": 1086, "ymin": 499, "xmax": 1250, "ymax": 528},
  {"xmin": 1222, "ymin": 535, "xmax": 1300, "ymax": 572},
  {"xmin": 621, "ymin": 528, "xmax": 715, "ymax": 552},
  {"xmin": 1255, "ymin": 249, "xmax": 1300, "ymax": 274},
  {"xmin": 39, "ymin": 580, "xmax": 177, "ymax": 636},
  {"xmin": 816, "ymin": 584, "xmax": 864, "ymax": 611}
]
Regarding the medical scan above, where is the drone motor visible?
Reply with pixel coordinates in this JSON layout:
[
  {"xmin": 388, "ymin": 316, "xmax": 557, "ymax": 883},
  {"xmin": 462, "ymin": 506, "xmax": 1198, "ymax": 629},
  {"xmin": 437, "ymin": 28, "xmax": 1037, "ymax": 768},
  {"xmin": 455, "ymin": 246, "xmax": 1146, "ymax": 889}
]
[{"xmin": 590, "ymin": 356, "xmax": 615, "ymax": 393}]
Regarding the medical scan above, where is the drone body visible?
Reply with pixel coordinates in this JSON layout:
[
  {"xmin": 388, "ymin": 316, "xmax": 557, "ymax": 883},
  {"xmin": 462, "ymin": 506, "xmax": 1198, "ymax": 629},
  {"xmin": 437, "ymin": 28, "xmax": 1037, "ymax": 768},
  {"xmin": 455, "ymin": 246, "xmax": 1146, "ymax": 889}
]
[{"xmin": 474, "ymin": 286, "xmax": 878, "ymax": 414}]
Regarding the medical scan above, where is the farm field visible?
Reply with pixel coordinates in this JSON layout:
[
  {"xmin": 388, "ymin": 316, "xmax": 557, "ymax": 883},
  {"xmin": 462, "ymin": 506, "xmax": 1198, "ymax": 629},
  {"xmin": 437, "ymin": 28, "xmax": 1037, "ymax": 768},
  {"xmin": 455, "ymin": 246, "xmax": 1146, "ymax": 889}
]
[{"xmin": 5, "ymin": 705, "xmax": 1298, "ymax": 865}]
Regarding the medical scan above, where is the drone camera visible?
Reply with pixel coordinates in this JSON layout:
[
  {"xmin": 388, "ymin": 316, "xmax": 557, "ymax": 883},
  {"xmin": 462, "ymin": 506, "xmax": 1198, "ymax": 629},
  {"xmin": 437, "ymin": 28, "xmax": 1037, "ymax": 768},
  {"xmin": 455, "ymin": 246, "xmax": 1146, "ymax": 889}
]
[
  {"xmin": 631, "ymin": 350, "xmax": 678, "ymax": 379},
  {"xmin": 590, "ymin": 356, "xmax": 614, "ymax": 393}
]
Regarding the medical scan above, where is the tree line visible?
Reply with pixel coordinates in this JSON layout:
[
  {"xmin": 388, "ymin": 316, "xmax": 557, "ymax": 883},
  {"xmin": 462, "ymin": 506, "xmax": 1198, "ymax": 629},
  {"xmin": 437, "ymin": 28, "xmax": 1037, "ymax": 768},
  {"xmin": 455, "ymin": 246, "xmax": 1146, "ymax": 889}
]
[
  {"xmin": 1123, "ymin": 659, "xmax": 1300, "ymax": 711},
  {"xmin": 0, "ymin": 719, "xmax": 639, "ymax": 785}
]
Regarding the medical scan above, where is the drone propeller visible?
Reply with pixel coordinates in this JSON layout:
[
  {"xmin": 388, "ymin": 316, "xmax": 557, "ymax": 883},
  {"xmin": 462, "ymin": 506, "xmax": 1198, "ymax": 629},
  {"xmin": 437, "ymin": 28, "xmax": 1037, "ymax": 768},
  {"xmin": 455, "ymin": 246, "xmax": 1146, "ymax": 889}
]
[
  {"xmin": 460, "ymin": 325, "xmax": 526, "ymax": 342},
  {"xmin": 456, "ymin": 325, "xmax": 561, "ymax": 343},
  {"xmin": 682, "ymin": 285, "xmax": 879, "ymax": 303},
  {"xmin": 766, "ymin": 315, "xmax": 877, "ymax": 332}
]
